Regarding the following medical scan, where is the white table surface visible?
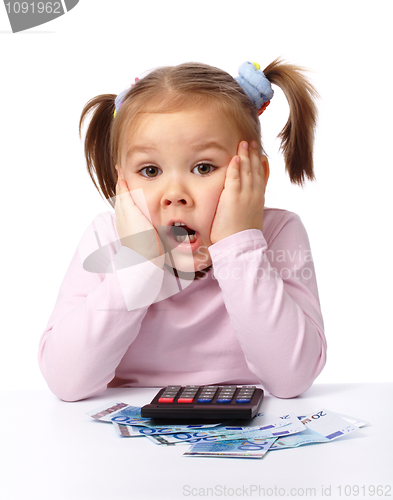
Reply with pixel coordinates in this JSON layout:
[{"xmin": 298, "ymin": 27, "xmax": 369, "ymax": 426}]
[{"xmin": 1, "ymin": 383, "xmax": 392, "ymax": 500}]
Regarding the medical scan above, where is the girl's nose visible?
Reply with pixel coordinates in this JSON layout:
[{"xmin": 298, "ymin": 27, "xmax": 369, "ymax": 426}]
[{"xmin": 161, "ymin": 183, "xmax": 193, "ymax": 207}]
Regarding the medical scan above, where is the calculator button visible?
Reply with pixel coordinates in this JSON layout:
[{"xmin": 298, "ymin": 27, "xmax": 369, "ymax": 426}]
[
  {"xmin": 216, "ymin": 398, "xmax": 232, "ymax": 403},
  {"xmin": 236, "ymin": 398, "xmax": 251, "ymax": 403},
  {"xmin": 162, "ymin": 388, "xmax": 181, "ymax": 395},
  {"xmin": 158, "ymin": 397, "xmax": 174, "ymax": 403},
  {"xmin": 178, "ymin": 398, "xmax": 194, "ymax": 403},
  {"xmin": 197, "ymin": 398, "xmax": 213, "ymax": 403}
]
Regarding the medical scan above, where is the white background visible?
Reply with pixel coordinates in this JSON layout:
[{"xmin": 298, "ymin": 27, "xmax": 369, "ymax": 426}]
[{"xmin": 0, "ymin": 0, "xmax": 391, "ymax": 391}]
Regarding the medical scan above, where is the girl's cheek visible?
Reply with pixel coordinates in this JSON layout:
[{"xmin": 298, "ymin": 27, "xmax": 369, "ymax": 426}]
[
  {"xmin": 205, "ymin": 190, "xmax": 222, "ymax": 222},
  {"xmin": 139, "ymin": 189, "xmax": 159, "ymax": 219}
]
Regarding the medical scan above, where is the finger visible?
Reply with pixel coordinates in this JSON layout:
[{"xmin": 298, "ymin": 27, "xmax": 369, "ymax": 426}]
[
  {"xmin": 237, "ymin": 141, "xmax": 250, "ymax": 167},
  {"xmin": 237, "ymin": 141, "xmax": 255, "ymax": 189},
  {"xmin": 115, "ymin": 168, "xmax": 125, "ymax": 195},
  {"xmin": 115, "ymin": 179, "xmax": 123, "ymax": 200},
  {"xmin": 224, "ymin": 154, "xmax": 241, "ymax": 191},
  {"xmin": 116, "ymin": 178, "xmax": 137, "ymax": 213},
  {"xmin": 116, "ymin": 167, "xmax": 130, "ymax": 192},
  {"xmin": 117, "ymin": 177, "xmax": 127, "ymax": 192},
  {"xmin": 116, "ymin": 178, "xmax": 128, "ymax": 199},
  {"xmin": 249, "ymin": 141, "xmax": 266, "ymax": 187}
]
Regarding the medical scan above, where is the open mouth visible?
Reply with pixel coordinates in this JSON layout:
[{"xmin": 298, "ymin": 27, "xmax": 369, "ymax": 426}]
[{"xmin": 172, "ymin": 222, "xmax": 197, "ymax": 243}]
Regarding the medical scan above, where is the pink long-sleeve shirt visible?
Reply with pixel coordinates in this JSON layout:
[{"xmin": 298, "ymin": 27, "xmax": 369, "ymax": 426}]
[{"xmin": 38, "ymin": 208, "xmax": 326, "ymax": 402}]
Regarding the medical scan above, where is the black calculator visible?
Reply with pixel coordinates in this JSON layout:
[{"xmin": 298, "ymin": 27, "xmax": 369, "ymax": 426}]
[{"xmin": 141, "ymin": 385, "xmax": 264, "ymax": 422}]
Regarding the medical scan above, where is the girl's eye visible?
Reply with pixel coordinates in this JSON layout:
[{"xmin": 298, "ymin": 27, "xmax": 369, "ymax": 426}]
[
  {"xmin": 192, "ymin": 163, "xmax": 216, "ymax": 176},
  {"xmin": 139, "ymin": 166, "xmax": 162, "ymax": 178},
  {"xmin": 138, "ymin": 163, "xmax": 216, "ymax": 178}
]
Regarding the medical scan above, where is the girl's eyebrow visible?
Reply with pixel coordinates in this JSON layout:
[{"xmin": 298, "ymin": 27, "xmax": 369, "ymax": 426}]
[
  {"xmin": 126, "ymin": 141, "xmax": 229, "ymax": 161},
  {"xmin": 188, "ymin": 141, "xmax": 229, "ymax": 154},
  {"xmin": 126, "ymin": 145, "xmax": 157, "ymax": 161}
]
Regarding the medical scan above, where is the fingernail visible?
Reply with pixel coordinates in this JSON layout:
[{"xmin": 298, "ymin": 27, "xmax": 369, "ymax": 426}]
[
  {"xmin": 243, "ymin": 141, "xmax": 248, "ymax": 150},
  {"xmin": 250, "ymin": 140, "xmax": 258, "ymax": 149}
]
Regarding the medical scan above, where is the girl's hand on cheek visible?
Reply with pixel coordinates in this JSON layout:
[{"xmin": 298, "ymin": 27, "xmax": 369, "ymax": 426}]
[
  {"xmin": 209, "ymin": 141, "xmax": 266, "ymax": 245},
  {"xmin": 115, "ymin": 171, "xmax": 164, "ymax": 266}
]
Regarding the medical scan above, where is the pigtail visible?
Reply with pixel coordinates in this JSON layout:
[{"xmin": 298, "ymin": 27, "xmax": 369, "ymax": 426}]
[
  {"xmin": 79, "ymin": 94, "xmax": 117, "ymax": 204},
  {"xmin": 263, "ymin": 58, "xmax": 319, "ymax": 186}
]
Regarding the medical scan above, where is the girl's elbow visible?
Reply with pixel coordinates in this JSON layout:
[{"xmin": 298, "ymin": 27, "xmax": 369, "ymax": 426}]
[
  {"xmin": 41, "ymin": 370, "xmax": 105, "ymax": 402},
  {"xmin": 269, "ymin": 379, "xmax": 313, "ymax": 399},
  {"xmin": 264, "ymin": 361, "xmax": 326, "ymax": 399},
  {"xmin": 50, "ymin": 383, "xmax": 104, "ymax": 402}
]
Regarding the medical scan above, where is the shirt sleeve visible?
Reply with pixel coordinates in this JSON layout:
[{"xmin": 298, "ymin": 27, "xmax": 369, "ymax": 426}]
[
  {"xmin": 208, "ymin": 211, "xmax": 326, "ymax": 399},
  {"xmin": 38, "ymin": 213, "xmax": 165, "ymax": 402}
]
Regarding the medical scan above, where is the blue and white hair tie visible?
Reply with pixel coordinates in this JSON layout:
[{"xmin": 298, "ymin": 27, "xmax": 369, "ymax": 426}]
[
  {"xmin": 113, "ymin": 78, "xmax": 139, "ymax": 118},
  {"xmin": 235, "ymin": 62, "xmax": 274, "ymax": 115}
]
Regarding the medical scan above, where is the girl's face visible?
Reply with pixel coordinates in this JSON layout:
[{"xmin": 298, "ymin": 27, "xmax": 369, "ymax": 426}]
[{"xmin": 117, "ymin": 105, "xmax": 243, "ymax": 272}]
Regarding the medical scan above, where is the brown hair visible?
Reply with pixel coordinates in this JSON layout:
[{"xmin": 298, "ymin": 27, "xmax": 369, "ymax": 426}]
[{"xmin": 79, "ymin": 58, "xmax": 319, "ymax": 205}]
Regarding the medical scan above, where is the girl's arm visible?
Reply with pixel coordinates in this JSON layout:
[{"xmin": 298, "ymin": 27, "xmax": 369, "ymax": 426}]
[
  {"xmin": 208, "ymin": 210, "xmax": 326, "ymax": 399},
  {"xmin": 38, "ymin": 212, "xmax": 165, "ymax": 402}
]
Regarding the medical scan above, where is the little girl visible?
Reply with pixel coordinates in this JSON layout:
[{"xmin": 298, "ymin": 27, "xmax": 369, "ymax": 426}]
[{"xmin": 38, "ymin": 59, "xmax": 327, "ymax": 402}]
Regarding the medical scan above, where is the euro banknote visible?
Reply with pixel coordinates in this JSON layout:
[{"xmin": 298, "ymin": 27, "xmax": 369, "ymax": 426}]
[
  {"xmin": 330, "ymin": 411, "xmax": 369, "ymax": 428},
  {"xmin": 86, "ymin": 402, "xmax": 148, "ymax": 424},
  {"xmin": 222, "ymin": 413, "xmax": 306, "ymax": 440},
  {"xmin": 183, "ymin": 437, "xmax": 277, "ymax": 459},
  {"xmin": 270, "ymin": 409, "xmax": 359, "ymax": 450},
  {"xmin": 223, "ymin": 412, "xmax": 293, "ymax": 431},
  {"xmin": 112, "ymin": 422, "xmax": 220, "ymax": 437},
  {"xmin": 142, "ymin": 414, "xmax": 306, "ymax": 445}
]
